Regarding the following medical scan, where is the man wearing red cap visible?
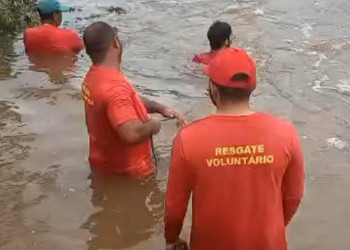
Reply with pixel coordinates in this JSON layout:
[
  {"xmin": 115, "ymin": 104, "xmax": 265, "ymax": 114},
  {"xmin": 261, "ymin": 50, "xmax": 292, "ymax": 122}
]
[{"xmin": 165, "ymin": 48, "xmax": 305, "ymax": 250}]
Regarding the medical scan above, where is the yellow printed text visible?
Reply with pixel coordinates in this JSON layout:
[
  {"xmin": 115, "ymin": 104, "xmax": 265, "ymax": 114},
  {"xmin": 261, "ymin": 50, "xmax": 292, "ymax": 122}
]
[
  {"xmin": 206, "ymin": 155, "xmax": 274, "ymax": 167},
  {"xmin": 82, "ymin": 84, "xmax": 94, "ymax": 106},
  {"xmin": 207, "ymin": 144, "xmax": 274, "ymax": 167}
]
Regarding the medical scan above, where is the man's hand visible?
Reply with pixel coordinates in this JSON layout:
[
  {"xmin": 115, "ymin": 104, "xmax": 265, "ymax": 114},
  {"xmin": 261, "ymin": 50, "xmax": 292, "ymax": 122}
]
[
  {"xmin": 160, "ymin": 108, "xmax": 187, "ymax": 127},
  {"xmin": 166, "ymin": 239, "xmax": 188, "ymax": 250},
  {"xmin": 175, "ymin": 239, "xmax": 188, "ymax": 250}
]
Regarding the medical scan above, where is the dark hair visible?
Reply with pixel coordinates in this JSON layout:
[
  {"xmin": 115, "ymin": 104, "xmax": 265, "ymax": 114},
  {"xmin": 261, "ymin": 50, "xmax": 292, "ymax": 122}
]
[
  {"xmin": 213, "ymin": 73, "xmax": 251, "ymax": 102},
  {"xmin": 83, "ymin": 22, "xmax": 115, "ymax": 64},
  {"xmin": 37, "ymin": 9, "xmax": 57, "ymax": 22},
  {"xmin": 207, "ymin": 21, "xmax": 232, "ymax": 51}
]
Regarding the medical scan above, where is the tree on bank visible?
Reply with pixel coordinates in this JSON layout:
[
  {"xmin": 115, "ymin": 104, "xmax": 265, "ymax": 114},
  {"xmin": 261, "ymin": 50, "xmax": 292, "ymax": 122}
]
[
  {"xmin": 0, "ymin": 0, "xmax": 38, "ymax": 79},
  {"xmin": 0, "ymin": 0, "xmax": 38, "ymax": 33}
]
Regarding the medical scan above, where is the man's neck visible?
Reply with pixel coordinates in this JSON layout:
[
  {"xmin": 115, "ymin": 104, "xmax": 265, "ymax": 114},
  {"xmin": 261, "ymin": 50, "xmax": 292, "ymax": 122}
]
[
  {"xmin": 96, "ymin": 60, "xmax": 121, "ymax": 71},
  {"xmin": 211, "ymin": 46, "xmax": 229, "ymax": 53},
  {"xmin": 216, "ymin": 102, "xmax": 254, "ymax": 116},
  {"xmin": 41, "ymin": 21, "xmax": 57, "ymax": 26}
]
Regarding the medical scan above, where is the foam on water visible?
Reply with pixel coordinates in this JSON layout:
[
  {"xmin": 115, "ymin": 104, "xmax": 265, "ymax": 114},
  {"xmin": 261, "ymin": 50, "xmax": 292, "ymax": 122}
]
[
  {"xmin": 327, "ymin": 137, "xmax": 348, "ymax": 151},
  {"xmin": 313, "ymin": 53, "xmax": 327, "ymax": 68},
  {"xmin": 224, "ymin": 3, "xmax": 263, "ymax": 16},
  {"xmin": 224, "ymin": 4, "xmax": 246, "ymax": 13},
  {"xmin": 301, "ymin": 23, "xmax": 313, "ymax": 40},
  {"xmin": 336, "ymin": 79, "xmax": 350, "ymax": 94},
  {"xmin": 254, "ymin": 8, "xmax": 264, "ymax": 16},
  {"xmin": 310, "ymin": 75, "xmax": 330, "ymax": 92}
]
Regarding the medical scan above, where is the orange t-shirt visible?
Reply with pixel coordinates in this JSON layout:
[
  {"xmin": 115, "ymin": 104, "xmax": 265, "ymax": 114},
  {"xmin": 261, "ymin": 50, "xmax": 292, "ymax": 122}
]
[
  {"xmin": 24, "ymin": 24, "xmax": 84, "ymax": 55},
  {"xmin": 82, "ymin": 65, "xmax": 153, "ymax": 177},
  {"xmin": 165, "ymin": 113, "xmax": 305, "ymax": 250}
]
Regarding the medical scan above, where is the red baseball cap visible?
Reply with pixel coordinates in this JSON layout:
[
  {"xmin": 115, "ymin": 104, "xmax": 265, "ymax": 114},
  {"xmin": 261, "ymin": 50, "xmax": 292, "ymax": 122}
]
[{"xmin": 207, "ymin": 48, "xmax": 256, "ymax": 91}]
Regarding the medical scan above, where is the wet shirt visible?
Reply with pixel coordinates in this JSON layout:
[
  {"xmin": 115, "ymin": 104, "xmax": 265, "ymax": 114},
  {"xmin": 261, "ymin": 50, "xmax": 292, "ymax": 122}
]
[
  {"xmin": 82, "ymin": 65, "xmax": 153, "ymax": 177},
  {"xmin": 192, "ymin": 51, "xmax": 217, "ymax": 65},
  {"xmin": 24, "ymin": 24, "xmax": 83, "ymax": 55},
  {"xmin": 193, "ymin": 48, "xmax": 250, "ymax": 75},
  {"xmin": 165, "ymin": 113, "xmax": 305, "ymax": 250}
]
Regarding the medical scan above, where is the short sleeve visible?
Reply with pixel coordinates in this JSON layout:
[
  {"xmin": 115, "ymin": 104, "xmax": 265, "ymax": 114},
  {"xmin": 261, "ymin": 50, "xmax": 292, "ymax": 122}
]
[
  {"xmin": 107, "ymin": 83, "xmax": 140, "ymax": 128},
  {"xmin": 66, "ymin": 30, "xmax": 84, "ymax": 52}
]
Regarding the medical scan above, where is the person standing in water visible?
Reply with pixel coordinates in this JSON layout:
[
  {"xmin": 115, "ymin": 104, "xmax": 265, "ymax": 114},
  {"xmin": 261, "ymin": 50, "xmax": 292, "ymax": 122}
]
[
  {"xmin": 24, "ymin": 0, "xmax": 83, "ymax": 55},
  {"xmin": 165, "ymin": 48, "xmax": 305, "ymax": 250},
  {"xmin": 82, "ymin": 22, "xmax": 185, "ymax": 177},
  {"xmin": 193, "ymin": 21, "xmax": 233, "ymax": 65}
]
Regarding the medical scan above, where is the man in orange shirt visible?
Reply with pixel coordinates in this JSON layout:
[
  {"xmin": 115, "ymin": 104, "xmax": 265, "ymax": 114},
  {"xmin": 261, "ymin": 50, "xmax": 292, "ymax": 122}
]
[
  {"xmin": 24, "ymin": 0, "xmax": 83, "ymax": 55},
  {"xmin": 82, "ymin": 22, "xmax": 185, "ymax": 177},
  {"xmin": 193, "ymin": 21, "xmax": 233, "ymax": 65},
  {"xmin": 165, "ymin": 48, "xmax": 305, "ymax": 250}
]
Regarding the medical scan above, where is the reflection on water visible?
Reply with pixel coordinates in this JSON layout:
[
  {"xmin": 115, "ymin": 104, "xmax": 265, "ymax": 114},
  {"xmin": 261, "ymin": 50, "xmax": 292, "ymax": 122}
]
[
  {"xmin": 27, "ymin": 54, "xmax": 79, "ymax": 84},
  {"xmin": 83, "ymin": 170, "xmax": 164, "ymax": 250},
  {"xmin": 0, "ymin": 33, "xmax": 17, "ymax": 80}
]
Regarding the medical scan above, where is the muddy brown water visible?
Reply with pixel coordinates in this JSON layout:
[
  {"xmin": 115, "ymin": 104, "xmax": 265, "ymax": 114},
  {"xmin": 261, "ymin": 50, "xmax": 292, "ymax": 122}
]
[{"xmin": 1, "ymin": 0, "xmax": 350, "ymax": 249}]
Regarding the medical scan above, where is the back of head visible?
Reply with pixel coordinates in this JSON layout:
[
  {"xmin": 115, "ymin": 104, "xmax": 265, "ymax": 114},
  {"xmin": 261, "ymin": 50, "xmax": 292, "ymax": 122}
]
[
  {"xmin": 37, "ymin": 9, "xmax": 55, "ymax": 23},
  {"xmin": 207, "ymin": 21, "xmax": 232, "ymax": 51},
  {"xmin": 207, "ymin": 48, "xmax": 256, "ymax": 104},
  {"xmin": 214, "ymin": 74, "xmax": 252, "ymax": 103},
  {"xmin": 83, "ymin": 22, "xmax": 115, "ymax": 64},
  {"xmin": 37, "ymin": 0, "xmax": 69, "ymax": 24}
]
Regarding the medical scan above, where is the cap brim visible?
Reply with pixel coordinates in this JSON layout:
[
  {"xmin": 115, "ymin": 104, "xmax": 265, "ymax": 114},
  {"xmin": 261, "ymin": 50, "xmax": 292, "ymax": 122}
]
[{"xmin": 59, "ymin": 5, "xmax": 70, "ymax": 12}]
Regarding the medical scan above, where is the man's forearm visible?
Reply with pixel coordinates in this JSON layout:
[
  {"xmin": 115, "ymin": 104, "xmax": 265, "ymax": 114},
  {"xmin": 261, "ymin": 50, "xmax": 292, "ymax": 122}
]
[
  {"xmin": 134, "ymin": 120, "xmax": 157, "ymax": 143},
  {"xmin": 140, "ymin": 96, "xmax": 166, "ymax": 114},
  {"xmin": 117, "ymin": 119, "xmax": 159, "ymax": 145}
]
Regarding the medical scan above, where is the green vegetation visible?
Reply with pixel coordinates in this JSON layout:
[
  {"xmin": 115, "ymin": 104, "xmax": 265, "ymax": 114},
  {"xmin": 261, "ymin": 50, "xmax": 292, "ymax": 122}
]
[
  {"xmin": 0, "ymin": 0, "xmax": 38, "ymax": 33},
  {"xmin": 0, "ymin": 0, "xmax": 38, "ymax": 79}
]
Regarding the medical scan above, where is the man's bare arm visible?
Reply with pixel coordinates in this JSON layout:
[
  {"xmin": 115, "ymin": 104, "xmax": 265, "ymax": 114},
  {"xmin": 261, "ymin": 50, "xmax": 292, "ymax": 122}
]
[
  {"xmin": 116, "ymin": 118, "xmax": 161, "ymax": 145},
  {"xmin": 140, "ymin": 96, "xmax": 186, "ymax": 126},
  {"xmin": 140, "ymin": 96, "xmax": 166, "ymax": 114}
]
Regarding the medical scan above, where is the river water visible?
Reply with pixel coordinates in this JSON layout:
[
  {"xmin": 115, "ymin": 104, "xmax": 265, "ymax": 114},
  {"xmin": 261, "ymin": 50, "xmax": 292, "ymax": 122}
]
[{"xmin": 1, "ymin": 0, "xmax": 350, "ymax": 249}]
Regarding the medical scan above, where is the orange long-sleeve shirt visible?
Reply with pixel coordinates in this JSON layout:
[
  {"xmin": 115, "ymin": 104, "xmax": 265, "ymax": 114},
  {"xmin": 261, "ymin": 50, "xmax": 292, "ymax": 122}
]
[{"xmin": 165, "ymin": 113, "xmax": 305, "ymax": 250}]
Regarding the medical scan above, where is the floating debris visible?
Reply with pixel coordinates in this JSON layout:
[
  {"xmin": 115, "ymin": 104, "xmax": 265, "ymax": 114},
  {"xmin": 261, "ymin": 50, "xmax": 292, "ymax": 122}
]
[
  {"xmin": 69, "ymin": 7, "xmax": 82, "ymax": 12},
  {"xmin": 84, "ymin": 14, "xmax": 104, "ymax": 20},
  {"xmin": 48, "ymin": 164, "xmax": 60, "ymax": 169},
  {"xmin": 106, "ymin": 6, "xmax": 127, "ymax": 15}
]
